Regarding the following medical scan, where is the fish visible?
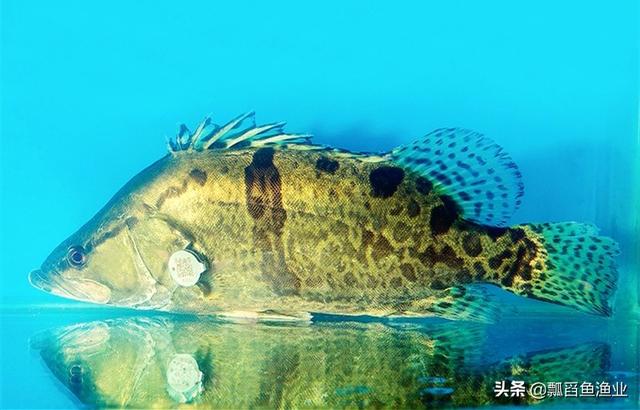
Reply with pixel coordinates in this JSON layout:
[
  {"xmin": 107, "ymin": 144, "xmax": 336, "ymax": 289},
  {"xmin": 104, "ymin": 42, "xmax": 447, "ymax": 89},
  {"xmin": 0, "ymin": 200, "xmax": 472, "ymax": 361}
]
[
  {"xmin": 29, "ymin": 112, "xmax": 619, "ymax": 321},
  {"xmin": 31, "ymin": 316, "xmax": 612, "ymax": 408}
]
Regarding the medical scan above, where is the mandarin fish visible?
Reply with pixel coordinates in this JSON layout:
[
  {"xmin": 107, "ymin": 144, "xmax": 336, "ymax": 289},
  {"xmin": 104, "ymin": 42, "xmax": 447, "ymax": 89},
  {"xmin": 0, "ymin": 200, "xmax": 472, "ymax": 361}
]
[
  {"xmin": 32, "ymin": 317, "xmax": 611, "ymax": 408},
  {"xmin": 29, "ymin": 112, "xmax": 619, "ymax": 321}
]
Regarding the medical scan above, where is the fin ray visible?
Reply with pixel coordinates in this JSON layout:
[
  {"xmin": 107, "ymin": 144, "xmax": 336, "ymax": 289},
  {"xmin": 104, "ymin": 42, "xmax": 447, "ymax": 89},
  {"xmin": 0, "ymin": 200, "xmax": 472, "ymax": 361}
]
[
  {"xmin": 202, "ymin": 111, "xmax": 255, "ymax": 150},
  {"xmin": 508, "ymin": 222, "xmax": 619, "ymax": 316},
  {"xmin": 170, "ymin": 112, "xmax": 315, "ymax": 153},
  {"xmin": 391, "ymin": 128, "xmax": 524, "ymax": 226},
  {"xmin": 410, "ymin": 285, "xmax": 499, "ymax": 323}
]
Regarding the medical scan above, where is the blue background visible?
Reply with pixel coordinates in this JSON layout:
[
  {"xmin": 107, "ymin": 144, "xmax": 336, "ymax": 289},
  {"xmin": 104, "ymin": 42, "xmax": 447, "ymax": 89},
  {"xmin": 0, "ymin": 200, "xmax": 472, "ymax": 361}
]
[
  {"xmin": 1, "ymin": 0, "xmax": 638, "ymax": 315},
  {"xmin": 1, "ymin": 1, "xmax": 638, "ymax": 409}
]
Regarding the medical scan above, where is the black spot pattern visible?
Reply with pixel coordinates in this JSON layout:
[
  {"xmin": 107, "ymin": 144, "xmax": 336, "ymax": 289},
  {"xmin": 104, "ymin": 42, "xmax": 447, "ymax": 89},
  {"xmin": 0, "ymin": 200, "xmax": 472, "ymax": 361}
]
[
  {"xmin": 390, "ymin": 127, "xmax": 525, "ymax": 226},
  {"xmin": 315, "ymin": 156, "xmax": 339, "ymax": 174},
  {"xmin": 486, "ymin": 226, "xmax": 508, "ymax": 241},
  {"xmin": 488, "ymin": 249, "xmax": 512, "ymax": 270},
  {"xmin": 189, "ymin": 168, "xmax": 207, "ymax": 185},
  {"xmin": 509, "ymin": 228, "xmax": 526, "ymax": 242},
  {"xmin": 473, "ymin": 262, "xmax": 487, "ymax": 278},
  {"xmin": 407, "ymin": 199, "xmax": 421, "ymax": 218},
  {"xmin": 414, "ymin": 244, "xmax": 464, "ymax": 270},
  {"xmin": 461, "ymin": 233, "xmax": 483, "ymax": 257},
  {"xmin": 429, "ymin": 195, "xmax": 459, "ymax": 235},
  {"xmin": 244, "ymin": 148, "xmax": 298, "ymax": 295},
  {"xmin": 500, "ymin": 242, "xmax": 534, "ymax": 287},
  {"xmin": 415, "ymin": 176, "xmax": 433, "ymax": 195},
  {"xmin": 369, "ymin": 166, "xmax": 405, "ymax": 198}
]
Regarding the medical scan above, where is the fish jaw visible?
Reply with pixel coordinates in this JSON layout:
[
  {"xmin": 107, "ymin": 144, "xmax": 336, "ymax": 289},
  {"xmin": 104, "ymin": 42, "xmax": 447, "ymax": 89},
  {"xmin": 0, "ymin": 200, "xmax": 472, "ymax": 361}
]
[{"xmin": 29, "ymin": 269, "xmax": 112, "ymax": 304}]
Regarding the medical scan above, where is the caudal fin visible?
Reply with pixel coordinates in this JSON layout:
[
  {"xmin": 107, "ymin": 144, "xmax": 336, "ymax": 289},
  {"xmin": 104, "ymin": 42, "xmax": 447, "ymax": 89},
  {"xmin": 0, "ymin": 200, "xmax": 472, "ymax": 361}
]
[{"xmin": 516, "ymin": 222, "xmax": 619, "ymax": 316}]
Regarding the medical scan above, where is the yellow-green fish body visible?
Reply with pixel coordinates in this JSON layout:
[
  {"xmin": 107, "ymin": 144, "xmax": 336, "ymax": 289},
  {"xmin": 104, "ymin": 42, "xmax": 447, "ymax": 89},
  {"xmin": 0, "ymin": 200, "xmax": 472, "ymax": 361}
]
[{"xmin": 30, "ymin": 113, "xmax": 619, "ymax": 321}]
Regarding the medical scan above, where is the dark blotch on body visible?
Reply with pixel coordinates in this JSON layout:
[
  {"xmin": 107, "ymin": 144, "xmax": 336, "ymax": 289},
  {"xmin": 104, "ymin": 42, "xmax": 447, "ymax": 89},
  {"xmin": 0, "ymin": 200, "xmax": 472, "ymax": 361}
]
[
  {"xmin": 486, "ymin": 226, "xmax": 508, "ymax": 241},
  {"xmin": 458, "ymin": 268, "xmax": 472, "ymax": 283},
  {"xmin": 499, "ymin": 237, "xmax": 537, "ymax": 288},
  {"xmin": 244, "ymin": 148, "xmax": 285, "ymax": 223},
  {"xmin": 369, "ymin": 166, "xmax": 405, "ymax": 198},
  {"xmin": 344, "ymin": 272, "xmax": 357, "ymax": 286},
  {"xmin": 372, "ymin": 235, "xmax": 394, "ymax": 259},
  {"xmin": 400, "ymin": 264, "xmax": 417, "ymax": 282},
  {"xmin": 415, "ymin": 244, "xmax": 464, "ymax": 271},
  {"xmin": 390, "ymin": 205, "xmax": 403, "ymax": 216},
  {"xmin": 361, "ymin": 229, "xmax": 375, "ymax": 248},
  {"xmin": 461, "ymin": 233, "xmax": 483, "ymax": 257},
  {"xmin": 489, "ymin": 249, "xmax": 512, "ymax": 270},
  {"xmin": 509, "ymin": 228, "xmax": 526, "ymax": 242},
  {"xmin": 189, "ymin": 169, "xmax": 207, "ymax": 186},
  {"xmin": 392, "ymin": 221, "xmax": 411, "ymax": 243},
  {"xmin": 389, "ymin": 277, "xmax": 403, "ymax": 288},
  {"xmin": 473, "ymin": 262, "xmax": 487, "ymax": 279},
  {"xmin": 125, "ymin": 216, "xmax": 138, "ymax": 228},
  {"xmin": 431, "ymin": 279, "xmax": 447, "ymax": 290},
  {"xmin": 502, "ymin": 246, "xmax": 529, "ymax": 287},
  {"xmin": 407, "ymin": 199, "xmax": 421, "ymax": 218},
  {"xmin": 156, "ymin": 180, "xmax": 190, "ymax": 209},
  {"xmin": 316, "ymin": 156, "xmax": 340, "ymax": 174},
  {"xmin": 415, "ymin": 176, "xmax": 433, "ymax": 195},
  {"xmin": 429, "ymin": 195, "xmax": 459, "ymax": 235},
  {"xmin": 244, "ymin": 148, "xmax": 298, "ymax": 295}
]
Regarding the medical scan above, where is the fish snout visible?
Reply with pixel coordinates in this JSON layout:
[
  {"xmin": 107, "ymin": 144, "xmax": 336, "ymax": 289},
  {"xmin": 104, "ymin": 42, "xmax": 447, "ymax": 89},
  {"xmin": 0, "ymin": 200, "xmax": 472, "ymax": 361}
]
[
  {"xmin": 29, "ymin": 269, "xmax": 53, "ymax": 292},
  {"xmin": 28, "ymin": 269, "xmax": 112, "ymax": 304}
]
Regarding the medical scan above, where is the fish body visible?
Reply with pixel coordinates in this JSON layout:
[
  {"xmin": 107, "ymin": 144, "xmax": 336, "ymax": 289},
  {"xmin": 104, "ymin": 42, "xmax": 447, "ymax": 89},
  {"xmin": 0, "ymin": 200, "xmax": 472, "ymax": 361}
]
[{"xmin": 29, "ymin": 113, "xmax": 619, "ymax": 321}]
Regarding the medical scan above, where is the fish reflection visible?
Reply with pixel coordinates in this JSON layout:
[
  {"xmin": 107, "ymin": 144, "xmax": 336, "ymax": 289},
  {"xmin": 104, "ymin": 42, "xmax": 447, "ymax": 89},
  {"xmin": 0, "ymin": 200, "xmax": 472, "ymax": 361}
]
[{"xmin": 32, "ymin": 317, "xmax": 610, "ymax": 408}]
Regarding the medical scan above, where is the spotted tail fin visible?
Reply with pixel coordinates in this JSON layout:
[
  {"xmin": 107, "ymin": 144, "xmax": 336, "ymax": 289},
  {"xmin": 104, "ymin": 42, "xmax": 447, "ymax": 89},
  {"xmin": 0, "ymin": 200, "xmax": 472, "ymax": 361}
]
[{"xmin": 510, "ymin": 222, "xmax": 619, "ymax": 316}]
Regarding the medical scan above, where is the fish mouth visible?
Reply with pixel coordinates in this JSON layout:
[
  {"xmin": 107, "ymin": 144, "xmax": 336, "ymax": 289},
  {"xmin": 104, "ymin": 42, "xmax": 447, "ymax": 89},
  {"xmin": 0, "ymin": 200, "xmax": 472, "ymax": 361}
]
[
  {"xmin": 29, "ymin": 269, "xmax": 55, "ymax": 292},
  {"xmin": 29, "ymin": 269, "xmax": 112, "ymax": 304}
]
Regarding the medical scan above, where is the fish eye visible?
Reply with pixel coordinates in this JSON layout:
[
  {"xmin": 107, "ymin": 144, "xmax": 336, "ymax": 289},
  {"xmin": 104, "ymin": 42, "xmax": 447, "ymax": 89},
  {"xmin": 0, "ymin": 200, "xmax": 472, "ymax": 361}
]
[
  {"xmin": 69, "ymin": 364, "xmax": 83, "ymax": 385},
  {"xmin": 67, "ymin": 246, "xmax": 86, "ymax": 268}
]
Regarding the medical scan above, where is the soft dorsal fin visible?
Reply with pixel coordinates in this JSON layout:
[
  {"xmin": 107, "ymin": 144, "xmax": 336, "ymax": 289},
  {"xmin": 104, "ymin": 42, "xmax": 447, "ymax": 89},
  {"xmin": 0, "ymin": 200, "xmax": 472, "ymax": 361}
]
[
  {"xmin": 391, "ymin": 128, "xmax": 524, "ymax": 226},
  {"xmin": 168, "ymin": 112, "xmax": 312, "ymax": 153}
]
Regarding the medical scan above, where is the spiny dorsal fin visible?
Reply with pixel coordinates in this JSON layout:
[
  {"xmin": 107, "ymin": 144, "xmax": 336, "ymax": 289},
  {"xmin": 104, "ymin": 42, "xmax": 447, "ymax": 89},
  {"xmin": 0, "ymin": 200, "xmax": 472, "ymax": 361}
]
[
  {"xmin": 168, "ymin": 112, "xmax": 312, "ymax": 153},
  {"xmin": 168, "ymin": 112, "xmax": 389, "ymax": 163},
  {"xmin": 391, "ymin": 128, "xmax": 524, "ymax": 226}
]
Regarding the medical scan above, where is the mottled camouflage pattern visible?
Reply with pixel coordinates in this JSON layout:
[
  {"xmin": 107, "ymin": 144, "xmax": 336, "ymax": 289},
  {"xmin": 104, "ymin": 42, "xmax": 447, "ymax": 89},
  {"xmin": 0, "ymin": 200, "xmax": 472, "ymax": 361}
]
[
  {"xmin": 30, "ymin": 113, "xmax": 619, "ymax": 317},
  {"xmin": 131, "ymin": 146, "xmax": 546, "ymax": 316}
]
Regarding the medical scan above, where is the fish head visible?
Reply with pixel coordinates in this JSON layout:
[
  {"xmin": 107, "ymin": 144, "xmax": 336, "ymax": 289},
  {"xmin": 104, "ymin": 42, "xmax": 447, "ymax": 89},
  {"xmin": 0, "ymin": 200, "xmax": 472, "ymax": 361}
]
[
  {"xmin": 29, "ymin": 211, "xmax": 146, "ymax": 306},
  {"xmin": 29, "ymin": 156, "xmax": 198, "ymax": 308},
  {"xmin": 30, "ymin": 204, "xmax": 196, "ymax": 308}
]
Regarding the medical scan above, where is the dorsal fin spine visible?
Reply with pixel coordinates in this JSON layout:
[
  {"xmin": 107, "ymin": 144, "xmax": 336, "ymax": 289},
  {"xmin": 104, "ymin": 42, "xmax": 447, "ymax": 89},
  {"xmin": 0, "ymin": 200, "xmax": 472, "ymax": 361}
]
[
  {"xmin": 202, "ymin": 111, "xmax": 255, "ymax": 150},
  {"xmin": 224, "ymin": 122, "xmax": 286, "ymax": 148},
  {"xmin": 188, "ymin": 117, "xmax": 211, "ymax": 151},
  {"xmin": 168, "ymin": 112, "xmax": 383, "ymax": 164}
]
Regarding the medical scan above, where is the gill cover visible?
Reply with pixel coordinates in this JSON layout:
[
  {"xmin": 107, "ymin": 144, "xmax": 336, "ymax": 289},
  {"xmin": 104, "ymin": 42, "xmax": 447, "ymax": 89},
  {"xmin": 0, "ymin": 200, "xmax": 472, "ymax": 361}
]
[{"xmin": 123, "ymin": 213, "xmax": 196, "ymax": 309}]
